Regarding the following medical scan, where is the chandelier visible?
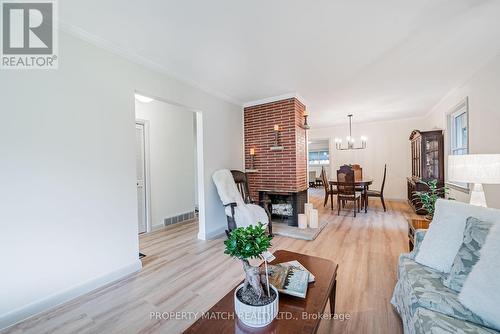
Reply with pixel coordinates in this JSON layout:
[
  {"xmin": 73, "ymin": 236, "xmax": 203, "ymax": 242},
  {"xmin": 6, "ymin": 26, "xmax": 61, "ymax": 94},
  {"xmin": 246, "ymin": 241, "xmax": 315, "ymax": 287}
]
[{"xmin": 335, "ymin": 114, "xmax": 367, "ymax": 150}]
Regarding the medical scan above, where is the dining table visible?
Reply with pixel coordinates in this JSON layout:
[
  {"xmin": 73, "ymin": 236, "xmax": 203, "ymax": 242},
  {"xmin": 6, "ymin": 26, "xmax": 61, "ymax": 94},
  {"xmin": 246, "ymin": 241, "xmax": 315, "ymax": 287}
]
[{"xmin": 328, "ymin": 179, "xmax": 373, "ymax": 213}]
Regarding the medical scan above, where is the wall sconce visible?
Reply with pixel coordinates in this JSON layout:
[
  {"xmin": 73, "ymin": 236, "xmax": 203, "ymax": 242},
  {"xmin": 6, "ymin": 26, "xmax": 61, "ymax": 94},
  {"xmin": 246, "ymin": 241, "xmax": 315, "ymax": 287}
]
[
  {"xmin": 249, "ymin": 148, "xmax": 255, "ymax": 169},
  {"xmin": 300, "ymin": 109, "xmax": 310, "ymax": 130},
  {"xmin": 270, "ymin": 124, "xmax": 284, "ymax": 151}
]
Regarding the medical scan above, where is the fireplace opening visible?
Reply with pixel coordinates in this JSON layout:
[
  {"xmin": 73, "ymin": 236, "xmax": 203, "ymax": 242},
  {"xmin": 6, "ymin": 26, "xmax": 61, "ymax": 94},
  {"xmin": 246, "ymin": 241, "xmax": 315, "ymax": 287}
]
[{"xmin": 259, "ymin": 189, "xmax": 307, "ymax": 227}]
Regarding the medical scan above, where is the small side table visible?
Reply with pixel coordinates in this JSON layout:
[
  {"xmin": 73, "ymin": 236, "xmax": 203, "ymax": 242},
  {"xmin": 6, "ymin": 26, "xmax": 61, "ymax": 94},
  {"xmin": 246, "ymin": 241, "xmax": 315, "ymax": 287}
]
[{"xmin": 408, "ymin": 218, "xmax": 430, "ymax": 251}]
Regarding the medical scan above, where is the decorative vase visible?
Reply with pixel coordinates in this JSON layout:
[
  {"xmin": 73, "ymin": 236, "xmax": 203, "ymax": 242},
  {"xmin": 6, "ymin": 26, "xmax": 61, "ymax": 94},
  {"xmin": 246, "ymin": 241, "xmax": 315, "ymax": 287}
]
[{"xmin": 234, "ymin": 284, "xmax": 279, "ymax": 328}]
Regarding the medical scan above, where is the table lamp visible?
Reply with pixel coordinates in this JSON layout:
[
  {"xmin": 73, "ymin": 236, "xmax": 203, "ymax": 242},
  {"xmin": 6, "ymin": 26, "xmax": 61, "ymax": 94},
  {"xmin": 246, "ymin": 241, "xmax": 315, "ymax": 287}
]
[{"xmin": 448, "ymin": 154, "xmax": 500, "ymax": 207}]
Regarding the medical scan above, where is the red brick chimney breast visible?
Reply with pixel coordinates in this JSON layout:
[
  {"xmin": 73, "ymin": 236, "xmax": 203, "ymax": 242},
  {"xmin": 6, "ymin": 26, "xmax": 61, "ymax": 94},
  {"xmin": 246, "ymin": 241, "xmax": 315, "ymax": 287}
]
[{"xmin": 244, "ymin": 98, "xmax": 308, "ymax": 199}]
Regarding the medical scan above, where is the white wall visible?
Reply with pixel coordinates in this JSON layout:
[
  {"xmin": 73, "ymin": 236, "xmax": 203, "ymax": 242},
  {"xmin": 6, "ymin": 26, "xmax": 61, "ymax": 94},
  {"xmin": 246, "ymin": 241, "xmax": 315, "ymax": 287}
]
[
  {"xmin": 308, "ymin": 117, "xmax": 424, "ymax": 200},
  {"xmin": 0, "ymin": 31, "xmax": 243, "ymax": 329},
  {"xmin": 135, "ymin": 100, "xmax": 196, "ymax": 228},
  {"xmin": 423, "ymin": 54, "xmax": 500, "ymax": 208}
]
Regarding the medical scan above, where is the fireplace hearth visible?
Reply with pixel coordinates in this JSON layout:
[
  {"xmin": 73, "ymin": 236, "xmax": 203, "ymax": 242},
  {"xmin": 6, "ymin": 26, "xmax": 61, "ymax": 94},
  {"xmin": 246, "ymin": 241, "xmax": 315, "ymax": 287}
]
[{"xmin": 259, "ymin": 189, "xmax": 308, "ymax": 227}]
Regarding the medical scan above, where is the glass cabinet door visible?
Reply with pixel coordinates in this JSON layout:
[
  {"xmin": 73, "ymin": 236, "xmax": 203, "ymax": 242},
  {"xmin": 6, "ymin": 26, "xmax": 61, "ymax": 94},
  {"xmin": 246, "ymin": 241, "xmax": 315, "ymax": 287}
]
[{"xmin": 424, "ymin": 136, "xmax": 439, "ymax": 179}]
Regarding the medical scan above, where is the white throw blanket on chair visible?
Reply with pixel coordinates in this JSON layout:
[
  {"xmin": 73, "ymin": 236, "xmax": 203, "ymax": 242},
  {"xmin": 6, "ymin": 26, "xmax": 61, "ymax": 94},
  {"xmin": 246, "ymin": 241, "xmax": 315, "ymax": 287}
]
[{"xmin": 212, "ymin": 169, "xmax": 268, "ymax": 228}]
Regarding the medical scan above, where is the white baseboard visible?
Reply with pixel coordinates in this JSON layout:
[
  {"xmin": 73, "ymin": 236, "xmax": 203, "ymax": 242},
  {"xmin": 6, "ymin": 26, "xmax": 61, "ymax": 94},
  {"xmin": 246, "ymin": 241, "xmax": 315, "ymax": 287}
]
[
  {"xmin": 199, "ymin": 226, "xmax": 226, "ymax": 240},
  {"xmin": 0, "ymin": 259, "xmax": 142, "ymax": 331},
  {"xmin": 151, "ymin": 223, "xmax": 165, "ymax": 231}
]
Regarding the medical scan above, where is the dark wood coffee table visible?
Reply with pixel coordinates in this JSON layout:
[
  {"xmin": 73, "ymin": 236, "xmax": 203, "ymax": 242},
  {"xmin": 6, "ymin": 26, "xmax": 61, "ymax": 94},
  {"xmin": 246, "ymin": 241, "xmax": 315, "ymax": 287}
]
[{"xmin": 183, "ymin": 250, "xmax": 338, "ymax": 333}]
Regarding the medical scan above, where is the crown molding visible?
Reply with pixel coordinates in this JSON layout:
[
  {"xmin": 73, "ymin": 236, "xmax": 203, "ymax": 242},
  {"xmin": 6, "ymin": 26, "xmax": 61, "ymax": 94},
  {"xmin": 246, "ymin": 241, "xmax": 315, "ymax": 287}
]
[
  {"xmin": 309, "ymin": 113, "xmax": 429, "ymax": 130},
  {"xmin": 58, "ymin": 21, "xmax": 243, "ymax": 107},
  {"xmin": 243, "ymin": 93, "xmax": 308, "ymax": 108}
]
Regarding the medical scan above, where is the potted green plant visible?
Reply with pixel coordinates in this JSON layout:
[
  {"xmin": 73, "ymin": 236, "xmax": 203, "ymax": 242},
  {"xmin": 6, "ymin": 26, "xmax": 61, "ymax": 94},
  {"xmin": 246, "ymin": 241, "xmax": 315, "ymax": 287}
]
[
  {"xmin": 413, "ymin": 179, "xmax": 451, "ymax": 220},
  {"xmin": 224, "ymin": 223, "xmax": 278, "ymax": 327}
]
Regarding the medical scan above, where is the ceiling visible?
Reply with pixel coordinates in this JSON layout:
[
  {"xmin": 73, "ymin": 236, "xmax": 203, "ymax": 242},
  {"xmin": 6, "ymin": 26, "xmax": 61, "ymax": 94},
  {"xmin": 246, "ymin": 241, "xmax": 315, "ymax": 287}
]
[{"xmin": 60, "ymin": 0, "xmax": 500, "ymax": 127}]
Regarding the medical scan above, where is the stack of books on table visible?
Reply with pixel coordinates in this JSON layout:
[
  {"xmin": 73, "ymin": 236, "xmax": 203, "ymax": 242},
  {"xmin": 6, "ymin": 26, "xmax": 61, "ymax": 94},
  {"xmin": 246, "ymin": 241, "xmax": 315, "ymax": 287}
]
[{"xmin": 266, "ymin": 260, "xmax": 315, "ymax": 298}]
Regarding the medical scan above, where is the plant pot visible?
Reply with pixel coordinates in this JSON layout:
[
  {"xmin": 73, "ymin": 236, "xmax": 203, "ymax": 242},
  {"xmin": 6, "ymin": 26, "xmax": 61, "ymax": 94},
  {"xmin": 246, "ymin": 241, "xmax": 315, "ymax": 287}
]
[{"xmin": 234, "ymin": 283, "xmax": 279, "ymax": 328}]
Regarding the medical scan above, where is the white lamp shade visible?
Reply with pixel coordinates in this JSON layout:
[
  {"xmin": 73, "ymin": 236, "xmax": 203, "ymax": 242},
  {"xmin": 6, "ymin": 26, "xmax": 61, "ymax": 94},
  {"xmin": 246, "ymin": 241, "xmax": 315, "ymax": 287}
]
[{"xmin": 448, "ymin": 154, "xmax": 500, "ymax": 184}]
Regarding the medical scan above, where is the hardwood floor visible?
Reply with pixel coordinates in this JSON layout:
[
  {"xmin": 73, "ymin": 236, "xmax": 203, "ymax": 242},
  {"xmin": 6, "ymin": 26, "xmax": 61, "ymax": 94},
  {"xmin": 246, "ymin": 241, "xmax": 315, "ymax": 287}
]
[{"xmin": 3, "ymin": 189, "xmax": 418, "ymax": 334}]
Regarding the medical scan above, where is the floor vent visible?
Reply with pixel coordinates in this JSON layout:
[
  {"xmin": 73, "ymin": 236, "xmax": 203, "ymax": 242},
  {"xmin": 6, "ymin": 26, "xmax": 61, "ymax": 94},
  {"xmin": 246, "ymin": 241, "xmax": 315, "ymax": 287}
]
[{"xmin": 164, "ymin": 210, "xmax": 196, "ymax": 227}]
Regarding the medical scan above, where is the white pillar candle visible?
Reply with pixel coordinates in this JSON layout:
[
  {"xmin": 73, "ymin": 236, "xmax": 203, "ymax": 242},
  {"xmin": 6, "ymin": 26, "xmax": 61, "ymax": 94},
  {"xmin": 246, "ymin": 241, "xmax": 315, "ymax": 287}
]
[
  {"xmin": 298, "ymin": 214, "xmax": 307, "ymax": 229},
  {"xmin": 309, "ymin": 209, "xmax": 319, "ymax": 229},
  {"xmin": 304, "ymin": 203, "xmax": 313, "ymax": 223}
]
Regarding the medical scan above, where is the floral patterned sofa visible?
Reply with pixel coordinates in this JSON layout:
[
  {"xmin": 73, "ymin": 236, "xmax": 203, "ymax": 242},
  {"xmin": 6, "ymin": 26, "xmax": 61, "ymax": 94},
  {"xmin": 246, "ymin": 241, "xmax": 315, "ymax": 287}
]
[{"xmin": 391, "ymin": 230, "xmax": 500, "ymax": 334}]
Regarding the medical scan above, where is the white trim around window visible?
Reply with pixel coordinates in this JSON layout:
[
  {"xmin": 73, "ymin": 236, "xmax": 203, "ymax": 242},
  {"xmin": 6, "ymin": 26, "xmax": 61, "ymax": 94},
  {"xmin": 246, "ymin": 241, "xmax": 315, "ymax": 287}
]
[{"xmin": 446, "ymin": 97, "xmax": 470, "ymax": 193}]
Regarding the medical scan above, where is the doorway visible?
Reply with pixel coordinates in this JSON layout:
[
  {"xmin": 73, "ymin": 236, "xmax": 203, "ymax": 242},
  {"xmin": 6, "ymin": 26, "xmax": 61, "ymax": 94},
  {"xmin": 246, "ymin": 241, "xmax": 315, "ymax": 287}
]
[
  {"xmin": 307, "ymin": 139, "xmax": 331, "ymax": 185},
  {"xmin": 134, "ymin": 93, "xmax": 202, "ymax": 235},
  {"xmin": 135, "ymin": 121, "xmax": 149, "ymax": 234}
]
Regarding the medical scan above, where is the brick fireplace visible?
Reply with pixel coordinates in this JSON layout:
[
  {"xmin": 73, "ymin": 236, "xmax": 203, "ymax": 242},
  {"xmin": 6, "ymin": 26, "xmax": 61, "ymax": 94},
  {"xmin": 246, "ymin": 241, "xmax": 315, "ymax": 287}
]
[{"xmin": 244, "ymin": 97, "xmax": 308, "ymax": 226}]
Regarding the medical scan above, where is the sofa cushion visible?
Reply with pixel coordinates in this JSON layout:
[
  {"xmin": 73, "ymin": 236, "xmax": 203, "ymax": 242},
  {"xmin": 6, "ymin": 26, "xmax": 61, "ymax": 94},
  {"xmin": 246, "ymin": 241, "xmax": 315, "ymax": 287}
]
[
  {"xmin": 415, "ymin": 199, "xmax": 500, "ymax": 273},
  {"xmin": 407, "ymin": 230, "xmax": 427, "ymax": 260},
  {"xmin": 394, "ymin": 254, "xmax": 487, "ymax": 327},
  {"xmin": 460, "ymin": 223, "xmax": 500, "ymax": 331},
  {"xmin": 413, "ymin": 308, "xmax": 498, "ymax": 334},
  {"xmin": 443, "ymin": 217, "xmax": 493, "ymax": 292}
]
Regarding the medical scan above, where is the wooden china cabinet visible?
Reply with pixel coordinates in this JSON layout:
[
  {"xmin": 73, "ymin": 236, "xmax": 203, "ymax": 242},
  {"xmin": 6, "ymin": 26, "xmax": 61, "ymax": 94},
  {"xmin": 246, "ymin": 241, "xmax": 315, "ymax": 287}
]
[{"xmin": 407, "ymin": 130, "xmax": 444, "ymax": 214}]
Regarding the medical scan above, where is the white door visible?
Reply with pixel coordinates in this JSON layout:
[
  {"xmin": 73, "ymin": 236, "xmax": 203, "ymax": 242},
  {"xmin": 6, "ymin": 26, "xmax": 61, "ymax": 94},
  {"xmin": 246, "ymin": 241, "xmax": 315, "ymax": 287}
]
[{"xmin": 136, "ymin": 123, "xmax": 147, "ymax": 234}]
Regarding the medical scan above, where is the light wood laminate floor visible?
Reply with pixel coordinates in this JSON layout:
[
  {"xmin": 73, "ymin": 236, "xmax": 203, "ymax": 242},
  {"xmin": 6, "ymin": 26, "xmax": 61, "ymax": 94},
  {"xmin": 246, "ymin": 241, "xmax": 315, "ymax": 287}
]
[{"xmin": 3, "ymin": 189, "xmax": 418, "ymax": 334}]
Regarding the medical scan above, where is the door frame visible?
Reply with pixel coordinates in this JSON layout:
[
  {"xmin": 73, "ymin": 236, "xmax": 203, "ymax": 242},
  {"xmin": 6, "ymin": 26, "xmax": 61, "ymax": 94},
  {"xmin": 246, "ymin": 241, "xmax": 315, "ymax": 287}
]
[
  {"xmin": 134, "ymin": 90, "xmax": 206, "ymax": 240},
  {"xmin": 135, "ymin": 119, "xmax": 152, "ymax": 233}
]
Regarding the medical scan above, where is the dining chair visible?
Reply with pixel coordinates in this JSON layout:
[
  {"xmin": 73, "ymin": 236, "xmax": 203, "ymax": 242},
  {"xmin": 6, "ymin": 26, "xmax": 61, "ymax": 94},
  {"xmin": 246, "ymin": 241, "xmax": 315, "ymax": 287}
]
[
  {"xmin": 352, "ymin": 164, "xmax": 363, "ymax": 181},
  {"xmin": 336, "ymin": 165, "xmax": 362, "ymax": 217},
  {"xmin": 321, "ymin": 166, "xmax": 337, "ymax": 210},
  {"xmin": 367, "ymin": 164, "xmax": 387, "ymax": 211},
  {"xmin": 351, "ymin": 164, "xmax": 365, "ymax": 195}
]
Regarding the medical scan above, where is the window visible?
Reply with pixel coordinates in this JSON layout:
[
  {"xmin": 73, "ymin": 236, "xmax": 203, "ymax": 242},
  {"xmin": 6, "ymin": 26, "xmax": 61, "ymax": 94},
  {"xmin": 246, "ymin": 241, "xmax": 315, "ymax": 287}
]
[
  {"xmin": 451, "ymin": 108, "xmax": 468, "ymax": 155},
  {"xmin": 447, "ymin": 98, "xmax": 469, "ymax": 190},
  {"xmin": 309, "ymin": 150, "xmax": 330, "ymax": 165}
]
